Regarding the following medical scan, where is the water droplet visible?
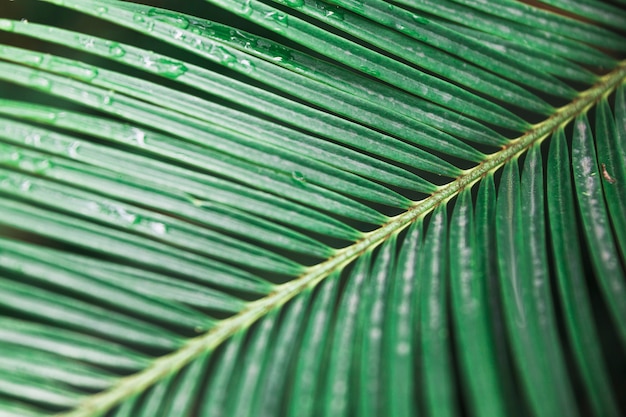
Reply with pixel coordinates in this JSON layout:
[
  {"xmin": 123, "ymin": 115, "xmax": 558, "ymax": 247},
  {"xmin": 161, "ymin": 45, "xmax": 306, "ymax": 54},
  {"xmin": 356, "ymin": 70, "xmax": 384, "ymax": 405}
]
[
  {"xmin": 276, "ymin": 0, "xmax": 304, "ymax": 6},
  {"xmin": 172, "ymin": 29, "xmax": 184, "ymax": 40},
  {"xmin": 67, "ymin": 141, "xmax": 80, "ymax": 158},
  {"xmin": 80, "ymin": 91, "xmax": 110, "ymax": 107},
  {"xmin": 231, "ymin": 30, "xmax": 257, "ymax": 49},
  {"xmin": 24, "ymin": 134, "xmax": 42, "ymax": 146},
  {"xmin": 153, "ymin": 57, "xmax": 188, "ymax": 78},
  {"xmin": 237, "ymin": 59, "xmax": 255, "ymax": 73},
  {"xmin": 315, "ymin": 1, "xmax": 344, "ymax": 21},
  {"xmin": 149, "ymin": 221, "xmax": 167, "ymax": 235},
  {"xmin": 19, "ymin": 156, "xmax": 50, "ymax": 173},
  {"xmin": 8, "ymin": 150, "xmax": 21, "ymax": 162},
  {"xmin": 359, "ymin": 66, "xmax": 380, "ymax": 77},
  {"xmin": 396, "ymin": 342, "xmax": 410, "ymax": 355},
  {"xmin": 130, "ymin": 128, "xmax": 146, "ymax": 146},
  {"xmin": 411, "ymin": 14, "xmax": 429, "ymax": 24},
  {"xmin": 20, "ymin": 18, "xmax": 28, "ymax": 24},
  {"xmin": 95, "ymin": 6, "xmax": 107, "ymax": 14},
  {"xmin": 132, "ymin": 14, "xmax": 155, "ymax": 32},
  {"xmin": 28, "ymin": 74, "xmax": 51, "ymax": 91},
  {"xmin": 266, "ymin": 44, "xmax": 294, "ymax": 64},
  {"xmin": 0, "ymin": 19, "xmax": 15, "ymax": 31},
  {"xmin": 20, "ymin": 180, "xmax": 32, "ymax": 192},
  {"xmin": 7, "ymin": 47, "xmax": 42, "ymax": 66},
  {"xmin": 142, "ymin": 55, "xmax": 156, "ymax": 69},
  {"xmin": 108, "ymin": 43, "xmax": 126, "ymax": 58},
  {"xmin": 78, "ymin": 36, "xmax": 95, "ymax": 49},
  {"xmin": 292, "ymin": 171, "xmax": 306, "ymax": 182},
  {"xmin": 147, "ymin": 9, "xmax": 190, "ymax": 29},
  {"xmin": 112, "ymin": 206, "xmax": 138, "ymax": 224},
  {"xmin": 48, "ymin": 57, "xmax": 98, "ymax": 81},
  {"xmin": 264, "ymin": 11, "xmax": 289, "ymax": 32},
  {"xmin": 92, "ymin": 203, "xmax": 139, "ymax": 225},
  {"xmin": 369, "ymin": 328, "xmax": 382, "ymax": 340},
  {"xmin": 240, "ymin": 0, "xmax": 253, "ymax": 16},
  {"xmin": 213, "ymin": 45, "xmax": 238, "ymax": 67}
]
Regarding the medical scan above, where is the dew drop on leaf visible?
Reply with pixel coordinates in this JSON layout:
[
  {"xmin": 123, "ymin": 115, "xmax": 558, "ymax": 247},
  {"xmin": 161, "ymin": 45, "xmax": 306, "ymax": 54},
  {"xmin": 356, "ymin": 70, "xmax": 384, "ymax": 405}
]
[
  {"xmin": 240, "ymin": 0, "xmax": 253, "ymax": 16},
  {"xmin": 24, "ymin": 134, "xmax": 41, "ymax": 147},
  {"xmin": 21, "ymin": 157, "xmax": 51, "ymax": 174},
  {"xmin": 0, "ymin": 19, "xmax": 14, "ymax": 31},
  {"xmin": 172, "ymin": 29, "xmax": 184, "ymax": 40},
  {"xmin": 20, "ymin": 180, "xmax": 32, "ymax": 192},
  {"xmin": 237, "ymin": 59, "xmax": 255, "ymax": 74},
  {"xmin": 411, "ymin": 14, "xmax": 429, "ymax": 25},
  {"xmin": 77, "ymin": 36, "xmax": 95, "ymax": 49},
  {"xmin": 315, "ymin": 1, "xmax": 345, "ymax": 21},
  {"xmin": 130, "ymin": 128, "xmax": 146, "ymax": 147},
  {"xmin": 153, "ymin": 57, "xmax": 188, "ymax": 78},
  {"xmin": 282, "ymin": 0, "xmax": 304, "ymax": 7},
  {"xmin": 108, "ymin": 43, "xmax": 126, "ymax": 58},
  {"xmin": 264, "ymin": 11, "xmax": 289, "ymax": 32},
  {"xmin": 292, "ymin": 171, "xmax": 306, "ymax": 182},
  {"xmin": 147, "ymin": 9, "xmax": 190, "ymax": 30},
  {"xmin": 67, "ymin": 142, "xmax": 80, "ymax": 158},
  {"xmin": 48, "ymin": 57, "xmax": 98, "ymax": 81},
  {"xmin": 28, "ymin": 74, "xmax": 52, "ymax": 91},
  {"xmin": 149, "ymin": 221, "xmax": 167, "ymax": 235},
  {"xmin": 132, "ymin": 14, "xmax": 155, "ymax": 32},
  {"xmin": 213, "ymin": 46, "xmax": 238, "ymax": 67},
  {"xmin": 109, "ymin": 205, "xmax": 138, "ymax": 224}
]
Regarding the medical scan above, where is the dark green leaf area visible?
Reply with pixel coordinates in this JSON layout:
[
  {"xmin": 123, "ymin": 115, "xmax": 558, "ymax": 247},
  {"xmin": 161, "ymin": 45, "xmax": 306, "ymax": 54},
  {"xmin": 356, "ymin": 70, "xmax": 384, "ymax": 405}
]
[
  {"xmin": 0, "ymin": 22, "xmax": 486, "ymax": 173},
  {"xmin": 547, "ymin": 128, "xmax": 621, "ymax": 417},
  {"xmin": 83, "ymin": 0, "xmax": 528, "ymax": 129},
  {"xmin": 391, "ymin": 0, "xmax": 621, "ymax": 67},
  {"xmin": 571, "ymin": 113, "xmax": 626, "ymax": 349},
  {"xmin": 496, "ymin": 148, "xmax": 578, "ymax": 417}
]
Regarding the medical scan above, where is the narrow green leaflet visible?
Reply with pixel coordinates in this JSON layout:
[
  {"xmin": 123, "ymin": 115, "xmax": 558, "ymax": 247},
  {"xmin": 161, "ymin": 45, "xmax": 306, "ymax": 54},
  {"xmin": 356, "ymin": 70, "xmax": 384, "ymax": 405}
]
[
  {"xmin": 496, "ymin": 153, "xmax": 578, "ymax": 417},
  {"xmin": 450, "ymin": 188, "xmax": 507, "ymax": 417},
  {"xmin": 572, "ymin": 114, "xmax": 626, "ymax": 349},
  {"xmin": 383, "ymin": 222, "xmax": 421, "ymax": 417},
  {"xmin": 450, "ymin": 0, "xmax": 626, "ymax": 48},
  {"xmin": 357, "ymin": 237, "xmax": 395, "ymax": 417},
  {"xmin": 318, "ymin": 253, "xmax": 371, "ymax": 417},
  {"xmin": 392, "ymin": 0, "xmax": 619, "ymax": 66},
  {"xmin": 522, "ymin": 0, "xmax": 626, "ymax": 30},
  {"xmin": 322, "ymin": 0, "xmax": 578, "ymax": 97},
  {"xmin": 419, "ymin": 207, "xmax": 457, "ymax": 417},
  {"xmin": 547, "ymin": 128, "xmax": 620, "ymax": 417},
  {"xmin": 594, "ymin": 98, "xmax": 626, "ymax": 264},
  {"xmin": 0, "ymin": 62, "xmax": 409, "ymax": 213}
]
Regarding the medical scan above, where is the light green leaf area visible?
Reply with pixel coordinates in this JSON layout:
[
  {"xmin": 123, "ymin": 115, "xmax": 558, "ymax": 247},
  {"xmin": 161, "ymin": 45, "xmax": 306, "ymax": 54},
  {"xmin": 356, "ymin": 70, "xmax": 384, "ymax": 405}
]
[{"xmin": 0, "ymin": 0, "xmax": 625, "ymax": 416}]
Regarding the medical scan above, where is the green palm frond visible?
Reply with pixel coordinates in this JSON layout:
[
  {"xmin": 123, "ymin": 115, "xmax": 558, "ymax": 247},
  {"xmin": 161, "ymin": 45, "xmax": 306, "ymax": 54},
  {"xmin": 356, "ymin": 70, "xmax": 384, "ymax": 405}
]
[{"xmin": 1, "ymin": 0, "xmax": 625, "ymax": 416}]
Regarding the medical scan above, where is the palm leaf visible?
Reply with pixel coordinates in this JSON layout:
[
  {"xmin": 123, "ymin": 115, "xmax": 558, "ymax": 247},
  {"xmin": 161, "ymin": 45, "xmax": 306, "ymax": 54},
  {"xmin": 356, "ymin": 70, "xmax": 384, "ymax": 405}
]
[{"xmin": 1, "ymin": 0, "xmax": 625, "ymax": 416}]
